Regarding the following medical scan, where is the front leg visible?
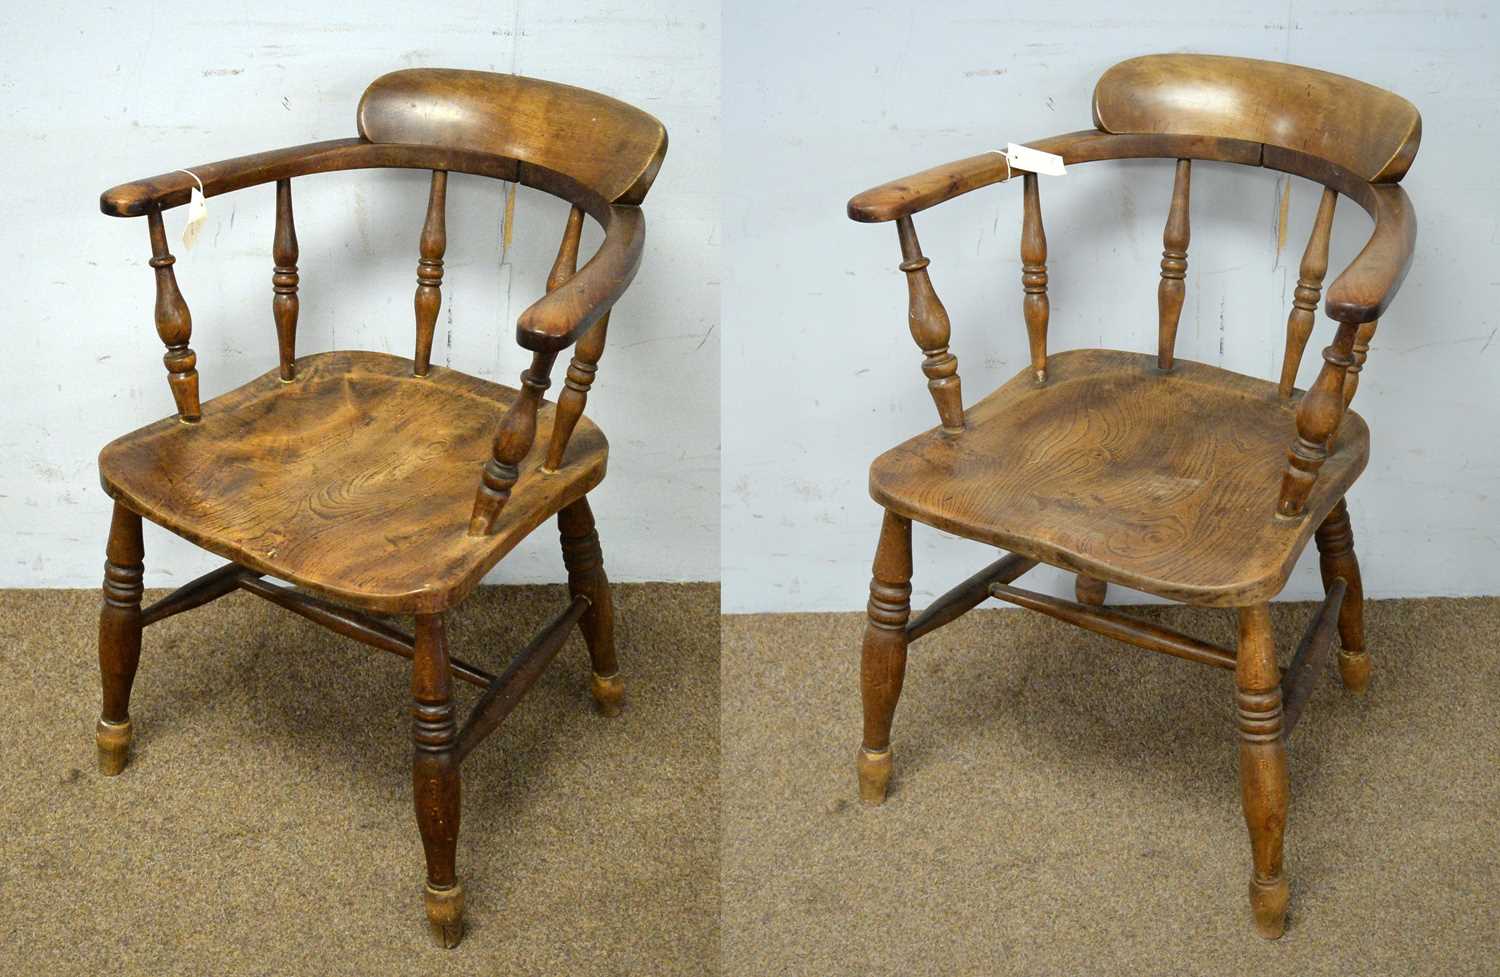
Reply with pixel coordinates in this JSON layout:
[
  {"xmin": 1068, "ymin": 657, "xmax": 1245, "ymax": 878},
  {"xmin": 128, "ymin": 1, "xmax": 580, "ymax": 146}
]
[
  {"xmin": 411, "ymin": 613, "xmax": 464, "ymax": 948},
  {"xmin": 1236, "ymin": 604, "xmax": 1290, "ymax": 939},
  {"xmin": 857, "ymin": 510, "xmax": 913, "ymax": 805},
  {"xmin": 97, "ymin": 501, "xmax": 144, "ymax": 776}
]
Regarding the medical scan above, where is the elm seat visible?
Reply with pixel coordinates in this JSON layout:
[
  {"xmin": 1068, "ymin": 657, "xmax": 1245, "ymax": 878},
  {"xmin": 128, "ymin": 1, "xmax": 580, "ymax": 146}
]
[
  {"xmin": 868, "ymin": 349, "xmax": 1368, "ymax": 607},
  {"xmin": 98, "ymin": 350, "xmax": 608, "ymax": 615}
]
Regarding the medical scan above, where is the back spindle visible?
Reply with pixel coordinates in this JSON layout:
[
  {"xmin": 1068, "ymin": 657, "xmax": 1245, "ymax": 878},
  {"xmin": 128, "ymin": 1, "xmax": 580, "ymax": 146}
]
[
  {"xmin": 412, "ymin": 170, "xmax": 448, "ymax": 377},
  {"xmin": 1157, "ymin": 159, "xmax": 1191, "ymax": 370},
  {"xmin": 1020, "ymin": 173, "xmax": 1049, "ymax": 382},
  {"xmin": 145, "ymin": 207, "xmax": 201, "ymax": 422},
  {"xmin": 544, "ymin": 206, "xmax": 610, "ymax": 473},
  {"xmin": 894, "ymin": 216, "xmax": 964, "ymax": 433},
  {"xmin": 272, "ymin": 179, "xmax": 300, "ymax": 381},
  {"xmin": 1278, "ymin": 187, "xmax": 1338, "ymax": 399}
]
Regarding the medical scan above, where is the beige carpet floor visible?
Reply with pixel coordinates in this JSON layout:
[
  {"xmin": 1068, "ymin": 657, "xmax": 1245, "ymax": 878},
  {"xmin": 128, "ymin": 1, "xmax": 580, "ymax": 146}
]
[
  {"xmin": 723, "ymin": 597, "xmax": 1500, "ymax": 977},
  {"xmin": 0, "ymin": 583, "xmax": 718, "ymax": 977}
]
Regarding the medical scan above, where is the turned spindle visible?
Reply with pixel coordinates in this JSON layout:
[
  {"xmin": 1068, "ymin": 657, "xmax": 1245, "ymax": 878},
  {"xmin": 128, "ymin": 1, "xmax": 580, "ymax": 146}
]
[
  {"xmin": 1278, "ymin": 320, "xmax": 1358, "ymax": 517},
  {"xmin": 894, "ymin": 216, "xmax": 963, "ymax": 433},
  {"xmin": 470, "ymin": 350, "xmax": 558, "ymax": 535},
  {"xmin": 1278, "ymin": 188, "xmax": 1338, "ymax": 399},
  {"xmin": 543, "ymin": 206, "xmax": 610, "ymax": 473},
  {"xmin": 1157, "ymin": 159, "xmax": 1191, "ymax": 371},
  {"xmin": 272, "ymin": 179, "xmax": 300, "ymax": 381},
  {"xmin": 1236, "ymin": 604, "xmax": 1290, "ymax": 939},
  {"xmin": 1020, "ymin": 173, "xmax": 1049, "ymax": 382},
  {"xmin": 858, "ymin": 510, "xmax": 913, "ymax": 805},
  {"xmin": 411, "ymin": 613, "xmax": 463, "ymax": 948},
  {"xmin": 1342, "ymin": 318, "xmax": 1378, "ymax": 410},
  {"xmin": 145, "ymin": 208, "xmax": 200, "ymax": 421},
  {"xmin": 413, "ymin": 170, "xmax": 448, "ymax": 377}
]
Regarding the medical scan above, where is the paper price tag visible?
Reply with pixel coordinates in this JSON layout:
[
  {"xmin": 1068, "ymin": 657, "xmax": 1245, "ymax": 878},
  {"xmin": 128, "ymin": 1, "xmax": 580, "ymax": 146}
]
[
  {"xmin": 178, "ymin": 170, "xmax": 207, "ymax": 250},
  {"xmin": 1002, "ymin": 142, "xmax": 1066, "ymax": 177}
]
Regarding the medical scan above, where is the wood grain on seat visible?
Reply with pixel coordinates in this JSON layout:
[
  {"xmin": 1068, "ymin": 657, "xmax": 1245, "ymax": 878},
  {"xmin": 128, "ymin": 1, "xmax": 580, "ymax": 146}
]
[
  {"xmin": 868, "ymin": 349, "xmax": 1367, "ymax": 606},
  {"xmin": 98, "ymin": 350, "xmax": 607, "ymax": 614}
]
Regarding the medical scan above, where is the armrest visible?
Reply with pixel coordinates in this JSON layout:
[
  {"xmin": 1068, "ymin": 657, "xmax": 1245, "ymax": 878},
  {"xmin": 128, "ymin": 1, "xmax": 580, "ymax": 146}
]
[
  {"xmin": 1324, "ymin": 183, "xmax": 1417, "ymax": 323},
  {"xmin": 100, "ymin": 139, "xmax": 368, "ymax": 217},
  {"xmin": 846, "ymin": 130, "xmax": 1266, "ymax": 223},
  {"xmin": 515, "ymin": 205, "xmax": 645, "ymax": 352},
  {"xmin": 846, "ymin": 131, "xmax": 1102, "ymax": 223}
]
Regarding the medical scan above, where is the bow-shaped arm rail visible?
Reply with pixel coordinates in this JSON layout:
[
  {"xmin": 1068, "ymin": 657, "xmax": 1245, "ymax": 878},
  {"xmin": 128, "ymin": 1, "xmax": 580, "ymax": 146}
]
[{"xmin": 846, "ymin": 130, "xmax": 1262, "ymax": 223}]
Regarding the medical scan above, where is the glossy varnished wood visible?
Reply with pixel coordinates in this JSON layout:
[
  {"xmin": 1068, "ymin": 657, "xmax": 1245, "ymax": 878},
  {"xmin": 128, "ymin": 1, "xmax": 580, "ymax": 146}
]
[
  {"xmin": 271, "ymin": 179, "xmax": 299, "ymax": 381},
  {"xmin": 857, "ymin": 510, "xmax": 912, "ymax": 805},
  {"xmin": 869, "ymin": 349, "xmax": 1367, "ymax": 606},
  {"xmin": 1316, "ymin": 499, "xmax": 1369, "ymax": 692},
  {"xmin": 1279, "ymin": 187, "xmax": 1338, "ymax": 398},
  {"xmin": 98, "ymin": 351, "xmax": 607, "ymax": 614},
  {"xmin": 1093, "ymin": 54, "xmax": 1420, "ymax": 182},
  {"xmin": 1156, "ymin": 159, "xmax": 1190, "ymax": 370},
  {"xmin": 411, "ymin": 613, "xmax": 463, "ymax": 947},
  {"xmin": 1020, "ymin": 173, "xmax": 1049, "ymax": 381},
  {"xmin": 412, "ymin": 170, "xmax": 448, "ymax": 377},
  {"xmin": 145, "ymin": 209, "xmax": 200, "ymax": 421},
  {"xmin": 1281, "ymin": 578, "xmax": 1346, "ymax": 737},
  {"xmin": 988, "ymin": 582, "xmax": 1237, "ymax": 669},
  {"xmin": 1236, "ymin": 604, "xmax": 1290, "ymax": 939},
  {"xmin": 96, "ymin": 502, "xmax": 144, "ymax": 776},
  {"xmin": 895, "ymin": 216, "xmax": 963, "ymax": 431},
  {"xmin": 95, "ymin": 67, "xmax": 663, "ymax": 952},
  {"xmin": 847, "ymin": 52, "xmax": 1421, "ymax": 942},
  {"xmin": 357, "ymin": 68, "xmax": 667, "ymax": 205}
]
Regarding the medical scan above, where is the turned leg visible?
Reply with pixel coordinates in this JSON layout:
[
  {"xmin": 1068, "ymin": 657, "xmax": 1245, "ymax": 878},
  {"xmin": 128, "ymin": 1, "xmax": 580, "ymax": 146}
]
[
  {"xmin": 412, "ymin": 613, "xmax": 464, "ymax": 948},
  {"xmin": 857, "ymin": 510, "xmax": 913, "ymax": 805},
  {"xmin": 97, "ymin": 501, "xmax": 144, "ymax": 776},
  {"xmin": 1075, "ymin": 574, "xmax": 1107, "ymax": 606},
  {"xmin": 558, "ymin": 496, "xmax": 621, "ymax": 717},
  {"xmin": 1314, "ymin": 498, "xmax": 1368, "ymax": 692},
  {"xmin": 1236, "ymin": 604, "xmax": 1290, "ymax": 939}
]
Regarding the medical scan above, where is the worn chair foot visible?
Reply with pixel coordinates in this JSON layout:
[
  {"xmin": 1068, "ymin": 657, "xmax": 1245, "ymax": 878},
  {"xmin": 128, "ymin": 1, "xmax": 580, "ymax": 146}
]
[
  {"xmin": 96, "ymin": 718, "xmax": 132, "ymax": 776},
  {"xmin": 591, "ymin": 671, "xmax": 624, "ymax": 717},
  {"xmin": 1338, "ymin": 649, "xmax": 1371, "ymax": 693},
  {"xmin": 1249, "ymin": 874, "xmax": 1289, "ymax": 940},
  {"xmin": 857, "ymin": 747, "xmax": 892, "ymax": 806},
  {"xmin": 424, "ymin": 882, "xmax": 465, "ymax": 949}
]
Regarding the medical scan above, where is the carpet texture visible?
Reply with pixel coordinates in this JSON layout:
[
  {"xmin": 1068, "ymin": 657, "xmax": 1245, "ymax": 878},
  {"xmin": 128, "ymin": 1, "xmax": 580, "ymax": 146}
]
[
  {"xmin": 723, "ymin": 597, "xmax": 1500, "ymax": 977},
  {"xmin": 0, "ymin": 583, "xmax": 718, "ymax": 977}
]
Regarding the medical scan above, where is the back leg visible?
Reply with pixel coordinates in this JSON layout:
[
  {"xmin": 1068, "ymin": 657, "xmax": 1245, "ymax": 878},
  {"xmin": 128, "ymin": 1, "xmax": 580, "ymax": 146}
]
[
  {"xmin": 97, "ymin": 501, "xmax": 144, "ymax": 776},
  {"xmin": 558, "ymin": 496, "xmax": 622, "ymax": 716},
  {"xmin": 1314, "ymin": 499, "xmax": 1368, "ymax": 692}
]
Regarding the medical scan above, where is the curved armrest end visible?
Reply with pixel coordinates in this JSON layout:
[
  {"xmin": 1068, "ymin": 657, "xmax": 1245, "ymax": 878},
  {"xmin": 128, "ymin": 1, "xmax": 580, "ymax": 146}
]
[
  {"xmin": 99, "ymin": 138, "xmax": 370, "ymax": 217},
  {"xmin": 1325, "ymin": 183, "xmax": 1417, "ymax": 323},
  {"xmin": 516, "ymin": 206, "xmax": 646, "ymax": 352},
  {"xmin": 847, "ymin": 152, "xmax": 1013, "ymax": 223}
]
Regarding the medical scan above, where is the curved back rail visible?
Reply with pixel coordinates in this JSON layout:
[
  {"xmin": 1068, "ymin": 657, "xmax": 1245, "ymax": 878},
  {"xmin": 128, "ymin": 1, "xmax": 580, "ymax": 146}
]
[
  {"xmin": 847, "ymin": 55, "xmax": 1419, "ymax": 520},
  {"xmin": 101, "ymin": 72, "xmax": 665, "ymax": 536}
]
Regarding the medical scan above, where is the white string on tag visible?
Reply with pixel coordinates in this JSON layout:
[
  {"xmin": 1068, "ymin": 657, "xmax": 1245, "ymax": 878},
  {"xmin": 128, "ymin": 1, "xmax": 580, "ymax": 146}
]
[
  {"xmin": 177, "ymin": 169, "xmax": 208, "ymax": 250},
  {"xmin": 990, "ymin": 143, "xmax": 1067, "ymax": 177},
  {"xmin": 986, "ymin": 150, "xmax": 1013, "ymax": 182}
]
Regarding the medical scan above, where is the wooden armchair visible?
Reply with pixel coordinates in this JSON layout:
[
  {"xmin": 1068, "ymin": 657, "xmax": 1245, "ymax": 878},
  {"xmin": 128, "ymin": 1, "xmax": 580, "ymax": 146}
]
[
  {"xmin": 845, "ymin": 54, "xmax": 1419, "ymax": 938},
  {"xmin": 93, "ymin": 69, "xmax": 666, "ymax": 948}
]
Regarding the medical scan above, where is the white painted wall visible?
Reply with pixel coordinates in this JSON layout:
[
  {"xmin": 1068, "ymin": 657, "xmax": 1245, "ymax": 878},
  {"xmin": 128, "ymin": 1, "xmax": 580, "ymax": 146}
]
[
  {"xmin": 723, "ymin": 1, "xmax": 1500, "ymax": 612},
  {"xmin": 0, "ymin": 1, "xmax": 719, "ymax": 587}
]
